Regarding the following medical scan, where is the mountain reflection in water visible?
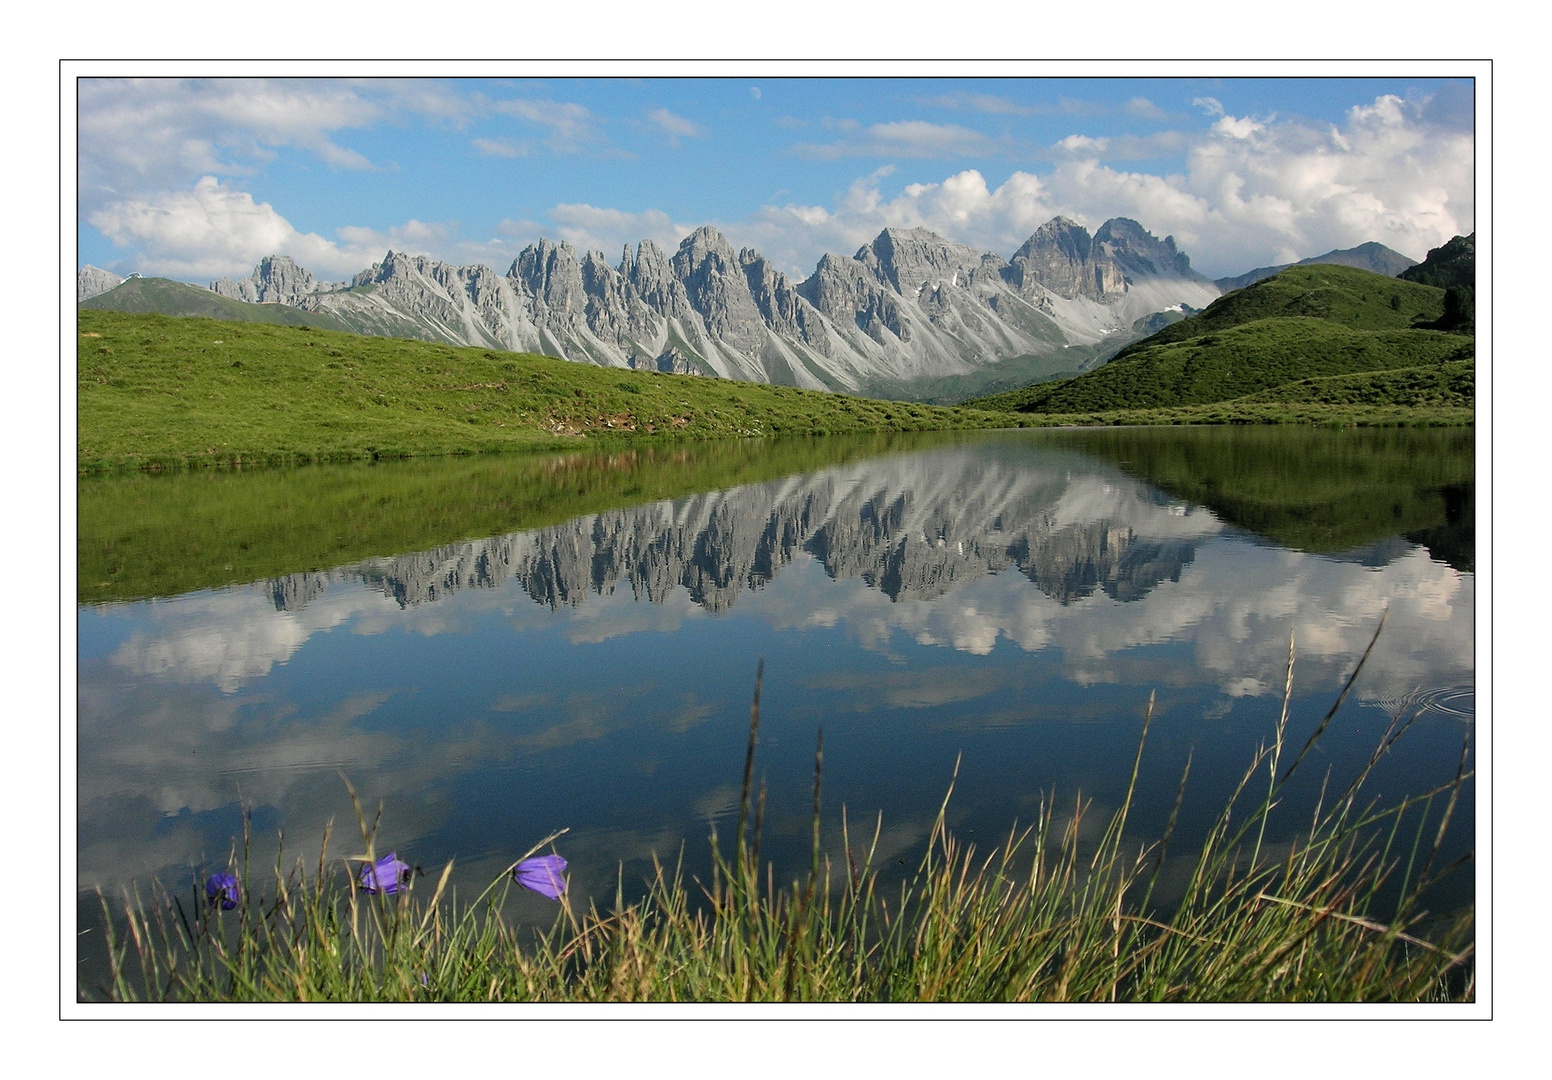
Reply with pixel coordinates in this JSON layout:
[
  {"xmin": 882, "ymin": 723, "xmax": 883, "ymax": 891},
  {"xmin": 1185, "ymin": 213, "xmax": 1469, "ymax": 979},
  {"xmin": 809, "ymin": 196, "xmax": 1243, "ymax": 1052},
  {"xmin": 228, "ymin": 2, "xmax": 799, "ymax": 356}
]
[
  {"xmin": 265, "ymin": 449, "xmax": 1208, "ymax": 616},
  {"xmin": 78, "ymin": 430, "xmax": 1475, "ymax": 965}
]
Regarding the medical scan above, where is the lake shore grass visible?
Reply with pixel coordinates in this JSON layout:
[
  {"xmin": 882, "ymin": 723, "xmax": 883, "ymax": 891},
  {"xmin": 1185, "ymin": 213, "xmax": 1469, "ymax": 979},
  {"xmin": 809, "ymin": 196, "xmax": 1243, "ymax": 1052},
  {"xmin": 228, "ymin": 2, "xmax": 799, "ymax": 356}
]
[{"xmin": 87, "ymin": 637, "xmax": 1473, "ymax": 1004}]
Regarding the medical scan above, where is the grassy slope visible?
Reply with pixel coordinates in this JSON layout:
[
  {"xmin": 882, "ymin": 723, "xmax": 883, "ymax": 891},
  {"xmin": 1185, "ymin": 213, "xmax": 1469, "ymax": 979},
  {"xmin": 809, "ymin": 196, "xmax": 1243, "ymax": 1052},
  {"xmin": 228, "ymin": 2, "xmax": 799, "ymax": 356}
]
[
  {"xmin": 966, "ymin": 265, "xmax": 1473, "ymax": 419},
  {"xmin": 79, "ymin": 431, "xmax": 970, "ymax": 603},
  {"xmin": 77, "ymin": 311, "xmax": 1027, "ymax": 471}
]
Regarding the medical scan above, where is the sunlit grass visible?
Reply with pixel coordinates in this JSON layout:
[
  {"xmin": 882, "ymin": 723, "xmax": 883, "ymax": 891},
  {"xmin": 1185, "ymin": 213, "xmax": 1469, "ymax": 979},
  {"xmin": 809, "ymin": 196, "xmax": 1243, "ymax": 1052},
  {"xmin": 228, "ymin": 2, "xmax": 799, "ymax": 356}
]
[{"xmin": 77, "ymin": 311, "xmax": 1027, "ymax": 472}]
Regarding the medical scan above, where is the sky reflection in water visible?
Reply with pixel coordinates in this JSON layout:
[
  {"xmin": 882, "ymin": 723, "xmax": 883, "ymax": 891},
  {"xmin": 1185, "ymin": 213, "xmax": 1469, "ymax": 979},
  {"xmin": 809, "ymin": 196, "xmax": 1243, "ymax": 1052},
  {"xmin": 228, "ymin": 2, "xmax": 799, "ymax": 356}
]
[{"xmin": 78, "ymin": 432, "xmax": 1474, "ymax": 927}]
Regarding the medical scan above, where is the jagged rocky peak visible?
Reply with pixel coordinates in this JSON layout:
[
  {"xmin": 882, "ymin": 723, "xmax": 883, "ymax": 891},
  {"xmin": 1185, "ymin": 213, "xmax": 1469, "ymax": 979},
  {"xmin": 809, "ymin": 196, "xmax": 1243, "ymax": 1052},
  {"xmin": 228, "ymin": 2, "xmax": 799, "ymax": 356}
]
[
  {"xmin": 1007, "ymin": 217, "xmax": 1125, "ymax": 302},
  {"xmin": 857, "ymin": 227, "xmax": 991, "ymax": 295},
  {"xmin": 1092, "ymin": 218, "xmax": 1200, "ymax": 281},
  {"xmin": 670, "ymin": 226, "xmax": 740, "ymax": 277},
  {"xmin": 738, "ymin": 247, "xmax": 827, "ymax": 346},
  {"xmin": 509, "ymin": 239, "xmax": 587, "ymax": 314},
  {"xmin": 214, "ymin": 254, "xmax": 333, "ymax": 304},
  {"xmin": 78, "ymin": 265, "xmax": 124, "ymax": 302},
  {"xmin": 354, "ymin": 249, "xmax": 421, "ymax": 286},
  {"xmin": 620, "ymin": 239, "xmax": 691, "ymax": 319},
  {"xmin": 670, "ymin": 227, "xmax": 767, "ymax": 355},
  {"xmin": 1013, "ymin": 217, "xmax": 1093, "ymax": 263}
]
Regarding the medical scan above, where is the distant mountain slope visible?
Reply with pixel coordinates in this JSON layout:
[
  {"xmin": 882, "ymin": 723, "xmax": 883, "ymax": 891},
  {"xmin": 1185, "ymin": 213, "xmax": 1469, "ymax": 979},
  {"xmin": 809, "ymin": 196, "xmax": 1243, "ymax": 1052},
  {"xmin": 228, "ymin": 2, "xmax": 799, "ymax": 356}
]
[
  {"xmin": 967, "ymin": 265, "xmax": 1472, "ymax": 415},
  {"xmin": 79, "ymin": 276, "xmax": 352, "ymax": 331},
  {"xmin": 79, "ymin": 217, "xmax": 1221, "ymax": 400},
  {"xmin": 1213, "ymin": 242, "xmax": 1417, "ymax": 293}
]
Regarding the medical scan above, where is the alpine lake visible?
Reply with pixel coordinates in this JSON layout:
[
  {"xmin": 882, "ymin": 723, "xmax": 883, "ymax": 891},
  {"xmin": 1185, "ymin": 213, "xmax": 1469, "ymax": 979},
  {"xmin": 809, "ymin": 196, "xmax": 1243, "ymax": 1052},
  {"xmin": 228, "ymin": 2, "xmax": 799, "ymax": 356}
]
[{"xmin": 76, "ymin": 425, "xmax": 1476, "ymax": 985}]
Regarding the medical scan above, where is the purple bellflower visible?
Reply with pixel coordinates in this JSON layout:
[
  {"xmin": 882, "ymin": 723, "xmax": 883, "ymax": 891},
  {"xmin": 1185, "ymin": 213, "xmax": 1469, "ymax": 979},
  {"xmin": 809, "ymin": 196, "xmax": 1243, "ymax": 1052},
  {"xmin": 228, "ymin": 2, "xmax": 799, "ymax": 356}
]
[
  {"xmin": 204, "ymin": 871, "xmax": 240, "ymax": 910},
  {"xmin": 513, "ymin": 854, "xmax": 567, "ymax": 899},
  {"xmin": 358, "ymin": 852, "xmax": 416, "ymax": 895}
]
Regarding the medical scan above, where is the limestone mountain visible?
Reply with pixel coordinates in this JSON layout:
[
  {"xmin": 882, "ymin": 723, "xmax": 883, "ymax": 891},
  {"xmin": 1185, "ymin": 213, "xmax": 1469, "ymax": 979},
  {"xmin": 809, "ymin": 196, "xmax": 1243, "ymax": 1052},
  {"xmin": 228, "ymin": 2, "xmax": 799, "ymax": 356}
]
[
  {"xmin": 80, "ymin": 217, "xmax": 1222, "ymax": 401},
  {"xmin": 78, "ymin": 265, "xmax": 125, "ymax": 302}
]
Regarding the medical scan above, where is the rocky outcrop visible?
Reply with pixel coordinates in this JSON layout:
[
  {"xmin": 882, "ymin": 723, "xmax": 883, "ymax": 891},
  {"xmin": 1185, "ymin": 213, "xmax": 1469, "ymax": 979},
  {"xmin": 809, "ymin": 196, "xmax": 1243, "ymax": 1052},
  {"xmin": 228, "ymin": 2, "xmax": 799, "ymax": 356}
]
[{"xmin": 78, "ymin": 265, "xmax": 124, "ymax": 302}]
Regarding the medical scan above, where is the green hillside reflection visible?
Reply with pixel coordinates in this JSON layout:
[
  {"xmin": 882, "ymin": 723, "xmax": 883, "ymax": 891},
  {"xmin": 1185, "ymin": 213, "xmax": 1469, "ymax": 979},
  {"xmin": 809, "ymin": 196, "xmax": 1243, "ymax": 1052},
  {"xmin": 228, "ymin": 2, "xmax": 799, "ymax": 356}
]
[{"xmin": 1043, "ymin": 426, "xmax": 1473, "ymax": 566}]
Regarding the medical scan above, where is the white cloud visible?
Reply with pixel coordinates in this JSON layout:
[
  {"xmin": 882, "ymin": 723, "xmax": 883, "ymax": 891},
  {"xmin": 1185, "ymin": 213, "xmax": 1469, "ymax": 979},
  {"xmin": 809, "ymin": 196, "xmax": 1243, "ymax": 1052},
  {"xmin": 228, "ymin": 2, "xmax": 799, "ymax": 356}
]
[
  {"xmin": 1124, "ymin": 97, "xmax": 1169, "ymax": 120},
  {"xmin": 732, "ymin": 90, "xmax": 1471, "ymax": 277},
  {"xmin": 87, "ymin": 176, "xmax": 451, "ymax": 280},
  {"xmin": 77, "ymin": 77, "xmax": 470, "ymax": 199},
  {"xmin": 792, "ymin": 120, "xmax": 1007, "ymax": 160},
  {"xmin": 546, "ymin": 203, "xmax": 695, "ymax": 259},
  {"xmin": 472, "ymin": 136, "xmax": 530, "ymax": 158},
  {"xmin": 1212, "ymin": 114, "xmax": 1265, "ymax": 140},
  {"xmin": 491, "ymin": 97, "xmax": 599, "ymax": 153},
  {"xmin": 1058, "ymin": 134, "xmax": 1110, "ymax": 154},
  {"xmin": 645, "ymin": 107, "xmax": 706, "ymax": 143}
]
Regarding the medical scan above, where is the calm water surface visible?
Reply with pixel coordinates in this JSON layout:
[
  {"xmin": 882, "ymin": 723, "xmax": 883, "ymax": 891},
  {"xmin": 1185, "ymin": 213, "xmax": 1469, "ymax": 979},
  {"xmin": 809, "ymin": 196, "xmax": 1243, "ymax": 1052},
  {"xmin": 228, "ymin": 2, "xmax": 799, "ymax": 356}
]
[{"xmin": 77, "ymin": 428, "xmax": 1475, "ymax": 965}]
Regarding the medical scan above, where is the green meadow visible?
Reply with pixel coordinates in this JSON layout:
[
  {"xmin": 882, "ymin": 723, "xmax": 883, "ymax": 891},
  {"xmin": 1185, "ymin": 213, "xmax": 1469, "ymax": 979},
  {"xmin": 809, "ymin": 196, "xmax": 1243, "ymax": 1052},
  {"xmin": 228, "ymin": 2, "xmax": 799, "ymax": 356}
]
[{"xmin": 77, "ymin": 311, "xmax": 1029, "ymax": 472}]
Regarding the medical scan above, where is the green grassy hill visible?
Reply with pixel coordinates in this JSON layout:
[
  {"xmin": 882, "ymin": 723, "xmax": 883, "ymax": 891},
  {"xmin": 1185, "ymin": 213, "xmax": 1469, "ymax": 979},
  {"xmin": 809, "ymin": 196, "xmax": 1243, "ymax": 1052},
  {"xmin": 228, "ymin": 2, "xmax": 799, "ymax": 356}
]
[
  {"xmin": 77, "ymin": 310, "xmax": 1026, "ymax": 471},
  {"xmin": 1112, "ymin": 264, "xmax": 1449, "ymax": 350},
  {"xmin": 966, "ymin": 264, "xmax": 1473, "ymax": 419}
]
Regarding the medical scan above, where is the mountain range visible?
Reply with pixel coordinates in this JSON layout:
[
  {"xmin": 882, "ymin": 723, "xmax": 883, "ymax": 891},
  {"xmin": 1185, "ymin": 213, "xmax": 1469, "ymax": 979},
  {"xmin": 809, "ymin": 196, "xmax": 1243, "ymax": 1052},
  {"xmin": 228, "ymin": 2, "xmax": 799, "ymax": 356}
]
[{"xmin": 77, "ymin": 221, "xmax": 1418, "ymax": 402}]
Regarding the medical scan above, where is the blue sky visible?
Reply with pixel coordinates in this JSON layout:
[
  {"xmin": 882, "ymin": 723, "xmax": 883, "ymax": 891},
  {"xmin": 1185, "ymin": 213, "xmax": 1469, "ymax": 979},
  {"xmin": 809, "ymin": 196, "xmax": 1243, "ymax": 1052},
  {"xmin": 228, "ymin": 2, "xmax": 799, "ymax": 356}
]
[{"xmin": 77, "ymin": 75, "xmax": 1475, "ymax": 284}]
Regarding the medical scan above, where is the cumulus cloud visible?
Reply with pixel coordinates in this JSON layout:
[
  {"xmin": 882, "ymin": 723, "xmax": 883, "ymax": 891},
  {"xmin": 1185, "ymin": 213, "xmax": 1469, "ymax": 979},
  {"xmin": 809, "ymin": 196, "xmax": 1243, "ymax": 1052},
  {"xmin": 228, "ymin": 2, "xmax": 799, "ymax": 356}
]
[
  {"xmin": 731, "ymin": 90, "xmax": 1472, "ymax": 277},
  {"xmin": 87, "ymin": 176, "xmax": 451, "ymax": 280}
]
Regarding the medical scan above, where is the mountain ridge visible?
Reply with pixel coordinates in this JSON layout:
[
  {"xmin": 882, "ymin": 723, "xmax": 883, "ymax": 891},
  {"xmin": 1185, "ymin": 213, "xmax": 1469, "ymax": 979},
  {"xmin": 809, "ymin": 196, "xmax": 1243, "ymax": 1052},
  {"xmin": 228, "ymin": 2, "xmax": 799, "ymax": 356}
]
[{"xmin": 80, "ymin": 217, "xmax": 1222, "ymax": 400}]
